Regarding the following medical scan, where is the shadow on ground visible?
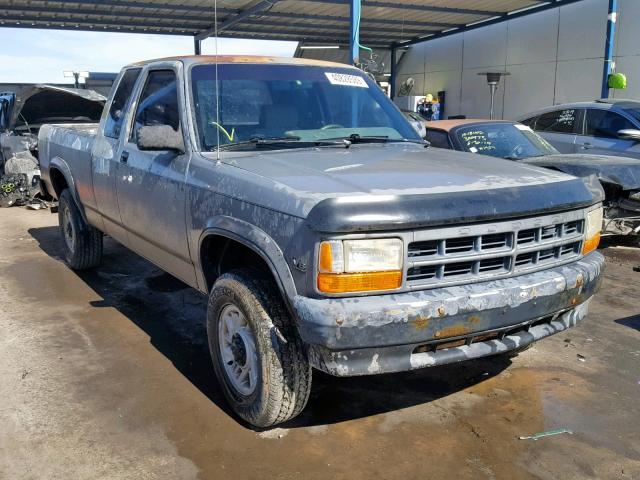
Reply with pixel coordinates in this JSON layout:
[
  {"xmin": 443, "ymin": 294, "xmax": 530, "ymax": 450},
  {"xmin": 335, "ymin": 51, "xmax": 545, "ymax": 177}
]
[
  {"xmin": 29, "ymin": 225, "xmax": 514, "ymax": 429},
  {"xmin": 615, "ymin": 314, "xmax": 640, "ymax": 332}
]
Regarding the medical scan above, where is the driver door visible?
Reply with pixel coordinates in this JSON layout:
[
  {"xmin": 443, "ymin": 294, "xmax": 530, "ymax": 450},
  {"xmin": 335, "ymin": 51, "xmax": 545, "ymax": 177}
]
[{"xmin": 115, "ymin": 66, "xmax": 196, "ymax": 286}]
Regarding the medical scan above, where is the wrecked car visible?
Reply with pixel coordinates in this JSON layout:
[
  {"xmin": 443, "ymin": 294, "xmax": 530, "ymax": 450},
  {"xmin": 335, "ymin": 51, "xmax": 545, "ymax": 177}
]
[
  {"xmin": 425, "ymin": 119, "xmax": 640, "ymax": 236},
  {"xmin": 39, "ymin": 56, "xmax": 605, "ymax": 428},
  {"xmin": 0, "ymin": 85, "xmax": 104, "ymax": 204}
]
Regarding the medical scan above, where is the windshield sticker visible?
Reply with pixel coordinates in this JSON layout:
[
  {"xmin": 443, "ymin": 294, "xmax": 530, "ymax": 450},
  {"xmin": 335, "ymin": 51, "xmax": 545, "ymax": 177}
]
[
  {"xmin": 514, "ymin": 124, "xmax": 533, "ymax": 131},
  {"xmin": 325, "ymin": 72, "xmax": 369, "ymax": 88},
  {"xmin": 459, "ymin": 130, "xmax": 497, "ymax": 153}
]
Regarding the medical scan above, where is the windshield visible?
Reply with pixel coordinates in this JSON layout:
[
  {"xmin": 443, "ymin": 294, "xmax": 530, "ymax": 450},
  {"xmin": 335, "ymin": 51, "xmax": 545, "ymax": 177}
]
[
  {"xmin": 454, "ymin": 123, "xmax": 559, "ymax": 159},
  {"xmin": 190, "ymin": 63, "xmax": 420, "ymax": 150}
]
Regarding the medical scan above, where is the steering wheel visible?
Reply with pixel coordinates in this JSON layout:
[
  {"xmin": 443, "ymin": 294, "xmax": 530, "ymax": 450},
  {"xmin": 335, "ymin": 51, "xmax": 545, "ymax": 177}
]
[{"xmin": 320, "ymin": 124, "xmax": 345, "ymax": 130}]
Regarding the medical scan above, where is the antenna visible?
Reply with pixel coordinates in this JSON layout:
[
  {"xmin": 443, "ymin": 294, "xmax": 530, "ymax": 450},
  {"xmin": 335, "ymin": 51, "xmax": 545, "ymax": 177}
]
[{"xmin": 214, "ymin": 0, "xmax": 221, "ymax": 162}]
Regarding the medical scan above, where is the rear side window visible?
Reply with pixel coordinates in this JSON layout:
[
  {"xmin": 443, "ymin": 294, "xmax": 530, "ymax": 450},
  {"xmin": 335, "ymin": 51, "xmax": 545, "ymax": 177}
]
[
  {"xmin": 104, "ymin": 68, "xmax": 141, "ymax": 139},
  {"xmin": 585, "ymin": 109, "xmax": 635, "ymax": 139},
  {"xmin": 131, "ymin": 70, "xmax": 179, "ymax": 143},
  {"xmin": 535, "ymin": 109, "xmax": 577, "ymax": 134},
  {"xmin": 424, "ymin": 129, "xmax": 451, "ymax": 149}
]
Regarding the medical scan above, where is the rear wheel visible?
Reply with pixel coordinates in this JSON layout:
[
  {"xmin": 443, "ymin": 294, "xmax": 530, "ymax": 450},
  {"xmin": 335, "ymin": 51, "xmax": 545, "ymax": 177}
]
[
  {"xmin": 207, "ymin": 269, "xmax": 311, "ymax": 428},
  {"xmin": 58, "ymin": 189, "xmax": 102, "ymax": 270}
]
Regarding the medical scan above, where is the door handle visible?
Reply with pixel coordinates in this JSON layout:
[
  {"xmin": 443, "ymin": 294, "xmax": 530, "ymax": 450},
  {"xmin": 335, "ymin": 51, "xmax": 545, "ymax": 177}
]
[
  {"xmin": 120, "ymin": 151, "xmax": 129, "ymax": 163},
  {"xmin": 580, "ymin": 142, "xmax": 593, "ymax": 149}
]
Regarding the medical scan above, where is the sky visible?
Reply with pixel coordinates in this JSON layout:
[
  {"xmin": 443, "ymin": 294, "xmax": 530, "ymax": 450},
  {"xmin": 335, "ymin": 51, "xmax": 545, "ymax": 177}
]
[{"xmin": 0, "ymin": 28, "xmax": 298, "ymax": 84}]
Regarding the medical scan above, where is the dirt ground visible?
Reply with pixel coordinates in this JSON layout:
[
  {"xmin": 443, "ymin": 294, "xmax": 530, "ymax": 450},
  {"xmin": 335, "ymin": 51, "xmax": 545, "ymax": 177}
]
[{"xmin": 0, "ymin": 206, "xmax": 639, "ymax": 480}]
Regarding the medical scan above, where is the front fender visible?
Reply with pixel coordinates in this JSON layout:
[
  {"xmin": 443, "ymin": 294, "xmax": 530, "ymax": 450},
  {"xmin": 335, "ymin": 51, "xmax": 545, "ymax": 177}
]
[{"xmin": 197, "ymin": 216, "xmax": 298, "ymax": 307}]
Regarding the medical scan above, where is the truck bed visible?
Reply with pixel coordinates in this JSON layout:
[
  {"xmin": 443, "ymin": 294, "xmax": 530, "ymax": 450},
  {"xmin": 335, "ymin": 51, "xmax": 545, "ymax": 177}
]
[{"xmin": 38, "ymin": 123, "xmax": 98, "ymax": 200}]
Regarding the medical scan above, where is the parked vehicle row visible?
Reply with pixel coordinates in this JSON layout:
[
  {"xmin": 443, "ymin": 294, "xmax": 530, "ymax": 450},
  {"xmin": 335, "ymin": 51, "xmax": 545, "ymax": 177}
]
[
  {"xmin": 424, "ymin": 119, "xmax": 640, "ymax": 236},
  {"xmin": 38, "ymin": 56, "xmax": 605, "ymax": 428}
]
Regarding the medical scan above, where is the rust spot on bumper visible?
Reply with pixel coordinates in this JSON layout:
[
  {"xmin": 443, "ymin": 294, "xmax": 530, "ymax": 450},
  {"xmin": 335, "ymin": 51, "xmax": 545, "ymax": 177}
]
[
  {"xmin": 434, "ymin": 324, "xmax": 472, "ymax": 339},
  {"xmin": 410, "ymin": 316, "xmax": 431, "ymax": 331}
]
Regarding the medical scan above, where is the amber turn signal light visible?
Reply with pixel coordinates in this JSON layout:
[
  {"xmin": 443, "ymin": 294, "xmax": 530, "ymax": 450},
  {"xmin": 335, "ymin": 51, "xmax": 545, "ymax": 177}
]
[
  {"xmin": 317, "ymin": 271, "xmax": 402, "ymax": 294},
  {"xmin": 582, "ymin": 232, "xmax": 601, "ymax": 255}
]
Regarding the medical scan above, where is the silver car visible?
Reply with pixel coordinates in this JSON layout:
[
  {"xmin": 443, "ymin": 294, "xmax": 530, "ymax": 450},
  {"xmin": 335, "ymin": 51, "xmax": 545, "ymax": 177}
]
[{"xmin": 518, "ymin": 99, "xmax": 640, "ymax": 159}]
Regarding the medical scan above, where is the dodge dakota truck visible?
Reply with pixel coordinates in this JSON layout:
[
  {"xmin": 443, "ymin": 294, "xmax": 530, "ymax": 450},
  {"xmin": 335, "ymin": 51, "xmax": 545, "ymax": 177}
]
[{"xmin": 39, "ymin": 56, "xmax": 605, "ymax": 428}]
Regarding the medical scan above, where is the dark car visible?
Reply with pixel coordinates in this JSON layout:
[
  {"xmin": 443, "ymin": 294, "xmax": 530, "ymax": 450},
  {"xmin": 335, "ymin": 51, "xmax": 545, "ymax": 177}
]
[
  {"xmin": 517, "ymin": 99, "xmax": 640, "ymax": 159},
  {"xmin": 425, "ymin": 119, "xmax": 640, "ymax": 236}
]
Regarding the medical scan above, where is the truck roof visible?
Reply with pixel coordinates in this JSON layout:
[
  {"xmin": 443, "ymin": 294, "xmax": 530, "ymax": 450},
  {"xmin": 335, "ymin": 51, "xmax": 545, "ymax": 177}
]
[{"xmin": 127, "ymin": 55, "xmax": 358, "ymax": 69}]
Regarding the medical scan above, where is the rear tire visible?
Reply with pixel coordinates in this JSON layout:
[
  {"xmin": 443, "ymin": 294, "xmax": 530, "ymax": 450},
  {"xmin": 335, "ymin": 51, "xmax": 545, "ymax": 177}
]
[
  {"xmin": 207, "ymin": 269, "xmax": 312, "ymax": 428},
  {"xmin": 58, "ymin": 189, "xmax": 102, "ymax": 270}
]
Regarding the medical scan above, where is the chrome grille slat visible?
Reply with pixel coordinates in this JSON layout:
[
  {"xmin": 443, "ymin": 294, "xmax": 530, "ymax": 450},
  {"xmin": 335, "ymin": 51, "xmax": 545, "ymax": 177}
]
[{"xmin": 406, "ymin": 212, "xmax": 585, "ymax": 288}]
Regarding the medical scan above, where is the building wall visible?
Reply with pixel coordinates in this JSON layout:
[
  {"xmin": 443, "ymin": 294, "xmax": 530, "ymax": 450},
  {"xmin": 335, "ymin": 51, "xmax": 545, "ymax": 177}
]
[{"xmin": 396, "ymin": 0, "xmax": 639, "ymax": 120}]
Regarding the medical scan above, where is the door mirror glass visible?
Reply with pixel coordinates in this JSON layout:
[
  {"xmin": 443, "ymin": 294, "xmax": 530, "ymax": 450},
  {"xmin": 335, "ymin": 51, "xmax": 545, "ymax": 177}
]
[
  {"xmin": 617, "ymin": 129, "xmax": 640, "ymax": 142},
  {"xmin": 137, "ymin": 125, "xmax": 185, "ymax": 152}
]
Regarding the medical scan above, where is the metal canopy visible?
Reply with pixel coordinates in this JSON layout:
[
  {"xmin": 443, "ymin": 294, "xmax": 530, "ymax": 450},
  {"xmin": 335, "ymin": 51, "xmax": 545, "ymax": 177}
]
[{"xmin": 0, "ymin": 0, "xmax": 586, "ymax": 49}]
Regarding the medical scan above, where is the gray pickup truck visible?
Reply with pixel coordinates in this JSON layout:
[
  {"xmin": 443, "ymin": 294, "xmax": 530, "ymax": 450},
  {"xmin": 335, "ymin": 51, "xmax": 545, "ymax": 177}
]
[{"xmin": 39, "ymin": 56, "xmax": 605, "ymax": 428}]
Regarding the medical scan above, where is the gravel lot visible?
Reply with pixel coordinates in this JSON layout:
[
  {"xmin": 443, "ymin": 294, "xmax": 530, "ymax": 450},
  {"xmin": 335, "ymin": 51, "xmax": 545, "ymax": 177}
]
[{"xmin": 1, "ymin": 206, "xmax": 639, "ymax": 480}]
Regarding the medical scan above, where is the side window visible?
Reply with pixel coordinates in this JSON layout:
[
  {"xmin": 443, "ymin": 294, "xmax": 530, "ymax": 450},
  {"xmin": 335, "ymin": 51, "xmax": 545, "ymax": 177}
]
[
  {"xmin": 104, "ymin": 68, "xmax": 141, "ymax": 139},
  {"xmin": 130, "ymin": 70, "xmax": 179, "ymax": 143},
  {"xmin": 535, "ymin": 109, "xmax": 577, "ymax": 134},
  {"xmin": 586, "ymin": 109, "xmax": 635, "ymax": 139},
  {"xmin": 425, "ymin": 129, "xmax": 451, "ymax": 149}
]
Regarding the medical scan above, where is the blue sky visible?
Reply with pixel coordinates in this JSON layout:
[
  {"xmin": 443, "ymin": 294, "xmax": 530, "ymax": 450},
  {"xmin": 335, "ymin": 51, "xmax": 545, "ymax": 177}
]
[{"xmin": 0, "ymin": 28, "xmax": 298, "ymax": 84}]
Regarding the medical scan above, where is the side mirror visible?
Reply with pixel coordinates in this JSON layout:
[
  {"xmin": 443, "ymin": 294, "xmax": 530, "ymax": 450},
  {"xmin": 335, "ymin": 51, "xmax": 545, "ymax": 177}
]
[
  {"xmin": 617, "ymin": 129, "xmax": 640, "ymax": 142},
  {"xmin": 137, "ymin": 125, "xmax": 185, "ymax": 153}
]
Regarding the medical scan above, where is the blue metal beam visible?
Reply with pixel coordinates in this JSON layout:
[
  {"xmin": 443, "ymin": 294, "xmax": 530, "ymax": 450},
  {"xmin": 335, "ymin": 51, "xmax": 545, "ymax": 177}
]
[
  {"xmin": 196, "ymin": 0, "xmax": 281, "ymax": 41},
  {"xmin": 350, "ymin": 0, "xmax": 359, "ymax": 65},
  {"xmin": 394, "ymin": 0, "xmax": 588, "ymax": 48},
  {"xmin": 601, "ymin": 0, "xmax": 618, "ymax": 99}
]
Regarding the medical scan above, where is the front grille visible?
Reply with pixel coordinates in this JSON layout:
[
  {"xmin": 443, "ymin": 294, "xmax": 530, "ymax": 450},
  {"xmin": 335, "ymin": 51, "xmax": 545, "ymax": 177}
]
[{"xmin": 406, "ymin": 212, "xmax": 585, "ymax": 288}]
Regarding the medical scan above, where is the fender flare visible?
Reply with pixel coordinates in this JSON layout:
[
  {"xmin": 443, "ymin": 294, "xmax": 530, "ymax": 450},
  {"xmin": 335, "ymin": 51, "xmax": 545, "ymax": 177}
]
[
  {"xmin": 49, "ymin": 157, "xmax": 89, "ymax": 224},
  {"xmin": 197, "ymin": 216, "xmax": 298, "ymax": 308}
]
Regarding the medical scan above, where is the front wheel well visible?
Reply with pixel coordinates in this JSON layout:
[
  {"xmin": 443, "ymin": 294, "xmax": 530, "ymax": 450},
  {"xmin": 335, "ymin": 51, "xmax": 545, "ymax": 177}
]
[{"xmin": 200, "ymin": 235, "xmax": 274, "ymax": 292}]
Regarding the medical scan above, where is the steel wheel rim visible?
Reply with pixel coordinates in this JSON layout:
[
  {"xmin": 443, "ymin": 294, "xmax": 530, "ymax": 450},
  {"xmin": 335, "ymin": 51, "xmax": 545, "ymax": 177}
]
[
  {"xmin": 218, "ymin": 303, "xmax": 258, "ymax": 396},
  {"xmin": 61, "ymin": 203, "xmax": 75, "ymax": 253}
]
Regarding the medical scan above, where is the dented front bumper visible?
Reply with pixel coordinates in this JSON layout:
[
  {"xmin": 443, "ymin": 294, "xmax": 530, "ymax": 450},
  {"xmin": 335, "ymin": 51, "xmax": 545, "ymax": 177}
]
[{"xmin": 293, "ymin": 252, "xmax": 604, "ymax": 376}]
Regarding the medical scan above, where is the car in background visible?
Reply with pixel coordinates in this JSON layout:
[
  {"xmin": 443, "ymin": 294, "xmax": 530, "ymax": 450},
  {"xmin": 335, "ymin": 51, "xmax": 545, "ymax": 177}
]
[
  {"xmin": 425, "ymin": 119, "xmax": 640, "ymax": 236},
  {"xmin": 518, "ymin": 99, "xmax": 640, "ymax": 160},
  {"xmin": 401, "ymin": 110, "xmax": 427, "ymax": 138}
]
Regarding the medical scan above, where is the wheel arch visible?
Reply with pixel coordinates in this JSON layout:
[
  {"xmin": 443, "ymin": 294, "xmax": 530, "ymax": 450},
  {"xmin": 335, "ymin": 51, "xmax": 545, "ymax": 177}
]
[{"xmin": 197, "ymin": 217, "xmax": 298, "ymax": 310}]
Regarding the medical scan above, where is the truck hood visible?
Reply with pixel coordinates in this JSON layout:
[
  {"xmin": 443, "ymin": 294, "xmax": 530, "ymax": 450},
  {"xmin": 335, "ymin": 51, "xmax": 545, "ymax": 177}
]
[
  {"xmin": 523, "ymin": 153, "xmax": 640, "ymax": 191},
  {"xmin": 6, "ymin": 85, "xmax": 105, "ymax": 131},
  {"xmin": 212, "ymin": 144, "xmax": 603, "ymax": 232},
  {"xmin": 224, "ymin": 143, "xmax": 573, "ymax": 196}
]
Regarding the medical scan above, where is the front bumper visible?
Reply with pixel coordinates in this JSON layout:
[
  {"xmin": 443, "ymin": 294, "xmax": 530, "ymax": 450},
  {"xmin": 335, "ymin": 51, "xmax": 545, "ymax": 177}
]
[{"xmin": 293, "ymin": 252, "xmax": 604, "ymax": 376}]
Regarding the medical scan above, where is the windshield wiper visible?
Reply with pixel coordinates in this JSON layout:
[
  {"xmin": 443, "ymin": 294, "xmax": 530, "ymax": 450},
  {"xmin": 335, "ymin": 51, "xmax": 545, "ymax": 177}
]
[
  {"xmin": 217, "ymin": 136, "xmax": 348, "ymax": 151},
  {"xmin": 324, "ymin": 133, "xmax": 425, "ymax": 145}
]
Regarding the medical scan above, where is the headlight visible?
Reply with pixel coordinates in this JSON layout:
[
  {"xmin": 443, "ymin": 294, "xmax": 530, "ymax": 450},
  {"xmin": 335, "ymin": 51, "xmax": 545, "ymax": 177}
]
[
  {"xmin": 583, "ymin": 206, "xmax": 603, "ymax": 255},
  {"xmin": 318, "ymin": 239, "xmax": 403, "ymax": 293},
  {"xmin": 630, "ymin": 191, "xmax": 640, "ymax": 201}
]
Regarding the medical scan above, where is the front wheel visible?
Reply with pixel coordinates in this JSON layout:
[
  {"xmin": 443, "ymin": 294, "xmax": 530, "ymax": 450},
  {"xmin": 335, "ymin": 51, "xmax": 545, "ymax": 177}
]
[
  {"xmin": 58, "ymin": 189, "xmax": 103, "ymax": 270},
  {"xmin": 207, "ymin": 269, "xmax": 312, "ymax": 428}
]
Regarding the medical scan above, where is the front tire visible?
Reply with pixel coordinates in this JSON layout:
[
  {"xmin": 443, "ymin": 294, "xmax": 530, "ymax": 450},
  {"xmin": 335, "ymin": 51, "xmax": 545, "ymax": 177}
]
[
  {"xmin": 58, "ymin": 189, "xmax": 102, "ymax": 270},
  {"xmin": 207, "ymin": 269, "xmax": 312, "ymax": 428}
]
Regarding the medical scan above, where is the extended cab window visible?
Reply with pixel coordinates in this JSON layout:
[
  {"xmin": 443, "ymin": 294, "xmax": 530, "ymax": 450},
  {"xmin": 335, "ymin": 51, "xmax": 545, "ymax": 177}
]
[
  {"xmin": 131, "ymin": 70, "xmax": 179, "ymax": 143},
  {"xmin": 104, "ymin": 68, "xmax": 141, "ymax": 139},
  {"xmin": 585, "ymin": 109, "xmax": 635, "ymax": 139},
  {"xmin": 535, "ymin": 109, "xmax": 577, "ymax": 134},
  {"xmin": 424, "ymin": 129, "xmax": 451, "ymax": 149}
]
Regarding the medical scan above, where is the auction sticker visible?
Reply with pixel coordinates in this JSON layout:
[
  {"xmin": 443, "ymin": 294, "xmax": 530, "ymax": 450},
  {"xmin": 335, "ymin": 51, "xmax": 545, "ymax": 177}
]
[{"xmin": 325, "ymin": 72, "xmax": 369, "ymax": 88}]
